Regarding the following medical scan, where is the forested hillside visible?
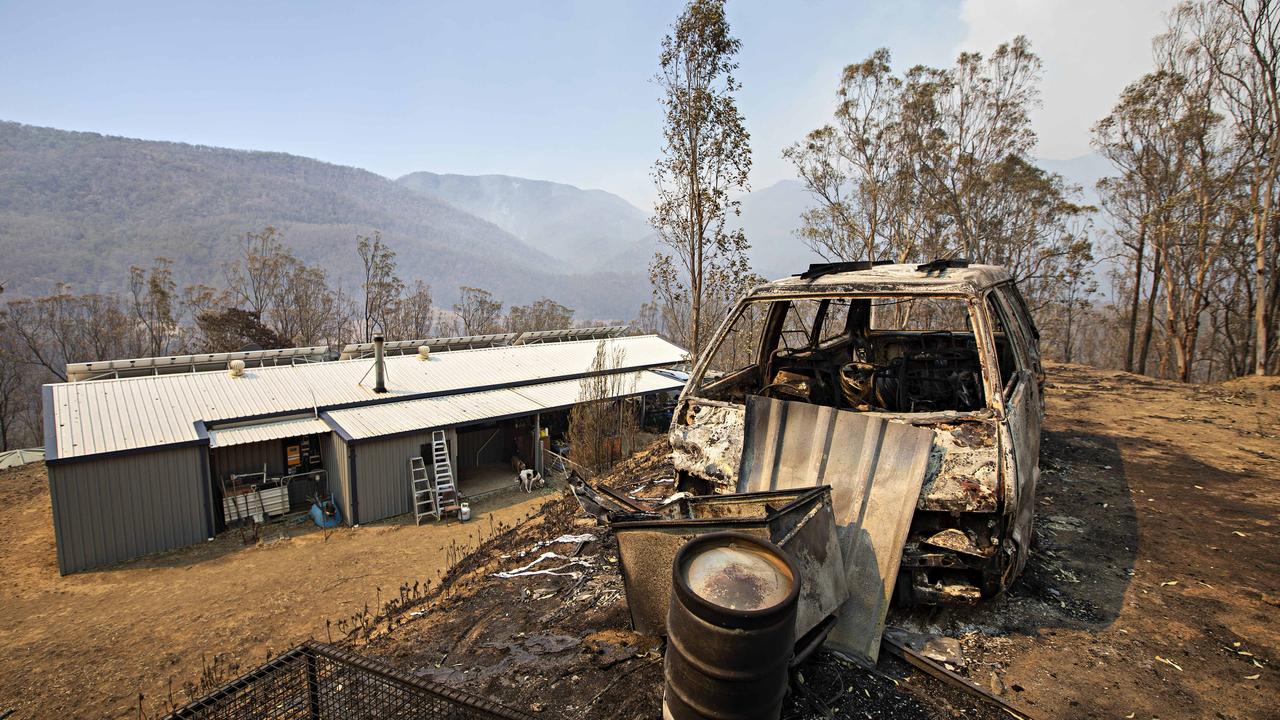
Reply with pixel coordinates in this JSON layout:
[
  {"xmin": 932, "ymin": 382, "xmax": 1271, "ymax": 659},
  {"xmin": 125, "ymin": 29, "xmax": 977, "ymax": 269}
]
[
  {"xmin": 397, "ymin": 171, "xmax": 657, "ymax": 271},
  {"xmin": 0, "ymin": 121, "xmax": 649, "ymax": 317}
]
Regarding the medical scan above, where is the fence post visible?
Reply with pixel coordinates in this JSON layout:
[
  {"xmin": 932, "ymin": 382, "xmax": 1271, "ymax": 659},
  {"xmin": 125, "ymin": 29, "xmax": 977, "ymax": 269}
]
[{"xmin": 305, "ymin": 650, "xmax": 321, "ymax": 720}]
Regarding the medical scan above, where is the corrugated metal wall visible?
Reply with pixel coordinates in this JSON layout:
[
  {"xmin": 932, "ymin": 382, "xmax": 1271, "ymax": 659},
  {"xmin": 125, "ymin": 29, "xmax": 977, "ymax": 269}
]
[
  {"xmin": 352, "ymin": 433, "xmax": 426, "ymax": 524},
  {"xmin": 328, "ymin": 436, "xmax": 352, "ymax": 525},
  {"xmin": 209, "ymin": 441, "xmax": 283, "ymax": 486},
  {"xmin": 350, "ymin": 428, "xmax": 456, "ymax": 525},
  {"xmin": 48, "ymin": 446, "xmax": 210, "ymax": 574}
]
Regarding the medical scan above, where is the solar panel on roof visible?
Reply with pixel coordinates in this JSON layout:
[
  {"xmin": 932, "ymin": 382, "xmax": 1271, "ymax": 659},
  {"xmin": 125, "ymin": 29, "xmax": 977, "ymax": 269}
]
[
  {"xmin": 65, "ymin": 346, "xmax": 330, "ymax": 382},
  {"xmin": 338, "ymin": 328, "xmax": 636, "ymax": 359},
  {"xmin": 338, "ymin": 333, "xmax": 520, "ymax": 360},
  {"xmin": 512, "ymin": 326, "xmax": 629, "ymax": 344}
]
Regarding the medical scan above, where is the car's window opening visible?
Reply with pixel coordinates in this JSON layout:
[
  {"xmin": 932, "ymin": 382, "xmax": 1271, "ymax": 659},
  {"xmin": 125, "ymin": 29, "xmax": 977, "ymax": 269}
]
[
  {"xmin": 986, "ymin": 292, "xmax": 1032, "ymax": 391},
  {"xmin": 992, "ymin": 285, "xmax": 1036, "ymax": 372},
  {"xmin": 870, "ymin": 297, "xmax": 972, "ymax": 332},
  {"xmin": 777, "ymin": 299, "xmax": 821, "ymax": 351},
  {"xmin": 694, "ymin": 295, "xmax": 988, "ymax": 413}
]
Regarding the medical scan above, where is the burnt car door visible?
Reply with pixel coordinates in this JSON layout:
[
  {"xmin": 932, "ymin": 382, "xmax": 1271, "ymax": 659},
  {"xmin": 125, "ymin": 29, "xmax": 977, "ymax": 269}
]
[
  {"xmin": 984, "ymin": 288, "xmax": 1042, "ymax": 579},
  {"xmin": 1003, "ymin": 282, "xmax": 1046, "ymax": 399}
]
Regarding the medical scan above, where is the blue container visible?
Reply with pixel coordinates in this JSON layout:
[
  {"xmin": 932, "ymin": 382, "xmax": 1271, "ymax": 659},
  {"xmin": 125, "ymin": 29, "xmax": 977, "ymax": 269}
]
[{"xmin": 309, "ymin": 499, "xmax": 342, "ymax": 528}]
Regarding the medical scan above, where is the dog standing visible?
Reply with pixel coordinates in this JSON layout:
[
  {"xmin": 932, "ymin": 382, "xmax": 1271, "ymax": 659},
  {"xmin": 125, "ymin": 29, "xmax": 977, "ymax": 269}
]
[{"xmin": 517, "ymin": 468, "xmax": 545, "ymax": 492}]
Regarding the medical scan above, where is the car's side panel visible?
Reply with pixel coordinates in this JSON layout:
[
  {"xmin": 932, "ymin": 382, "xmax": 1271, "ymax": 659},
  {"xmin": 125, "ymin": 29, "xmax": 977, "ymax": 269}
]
[
  {"xmin": 1002, "ymin": 372, "xmax": 1039, "ymax": 577},
  {"xmin": 986, "ymin": 287, "xmax": 1043, "ymax": 581}
]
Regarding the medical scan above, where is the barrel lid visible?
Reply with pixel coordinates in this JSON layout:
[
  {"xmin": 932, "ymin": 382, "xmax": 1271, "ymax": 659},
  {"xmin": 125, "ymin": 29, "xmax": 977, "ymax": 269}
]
[{"xmin": 683, "ymin": 542, "xmax": 793, "ymax": 612}]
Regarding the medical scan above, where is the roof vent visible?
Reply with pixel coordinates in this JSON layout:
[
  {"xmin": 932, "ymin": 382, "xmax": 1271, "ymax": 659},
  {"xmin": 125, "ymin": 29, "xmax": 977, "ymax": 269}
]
[
  {"xmin": 228, "ymin": 359, "xmax": 246, "ymax": 378},
  {"xmin": 417, "ymin": 346, "xmax": 430, "ymax": 361}
]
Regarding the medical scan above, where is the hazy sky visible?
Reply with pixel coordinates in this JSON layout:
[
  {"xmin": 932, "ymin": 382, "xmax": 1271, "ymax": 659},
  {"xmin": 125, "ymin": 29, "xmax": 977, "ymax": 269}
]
[{"xmin": 0, "ymin": 0, "xmax": 1175, "ymax": 207}]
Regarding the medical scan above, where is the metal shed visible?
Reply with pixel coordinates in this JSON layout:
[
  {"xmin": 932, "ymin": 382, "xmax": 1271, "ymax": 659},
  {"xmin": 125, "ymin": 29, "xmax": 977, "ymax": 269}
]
[{"xmin": 43, "ymin": 336, "xmax": 687, "ymax": 573}]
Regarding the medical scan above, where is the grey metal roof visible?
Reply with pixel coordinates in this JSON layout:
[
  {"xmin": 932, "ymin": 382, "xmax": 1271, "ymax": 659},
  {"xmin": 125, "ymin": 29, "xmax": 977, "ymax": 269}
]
[
  {"xmin": 46, "ymin": 336, "xmax": 686, "ymax": 460},
  {"xmin": 754, "ymin": 263, "xmax": 1012, "ymax": 298},
  {"xmin": 207, "ymin": 416, "xmax": 333, "ymax": 449},
  {"xmin": 324, "ymin": 370, "xmax": 684, "ymax": 441}
]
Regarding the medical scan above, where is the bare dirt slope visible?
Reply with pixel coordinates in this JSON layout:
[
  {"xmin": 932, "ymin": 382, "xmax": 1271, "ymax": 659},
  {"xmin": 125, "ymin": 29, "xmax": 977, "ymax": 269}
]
[
  {"xmin": 892, "ymin": 363, "xmax": 1280, "ymax": 720},
  {"xmin": 363, "ymin": 363, "xmax": 1279, "ymax": 720},
  {"xmin": 0, "ymin": 467, "xmax": 554, "ymax": 720}
]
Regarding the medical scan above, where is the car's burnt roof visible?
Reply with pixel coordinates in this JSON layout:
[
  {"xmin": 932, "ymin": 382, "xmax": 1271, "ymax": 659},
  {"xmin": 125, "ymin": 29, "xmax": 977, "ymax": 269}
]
[{"xmin": 749, "ymin": 262, "xmax": 1012, "ymax": 298}]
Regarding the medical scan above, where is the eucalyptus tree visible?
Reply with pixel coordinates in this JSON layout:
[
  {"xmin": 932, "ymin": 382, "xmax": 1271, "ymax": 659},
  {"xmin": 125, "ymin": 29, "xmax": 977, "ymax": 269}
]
[
  {"xmin": 1183, "ymin": 0, "xmax": 1279, "ymax": 374},
  {"xmin": 650, "ymin": 0, "xmax": 752, "ymax": 361},
  {"xmin": 788, "ymin": 39, "xmax": 1093, "ymax": 357},
  {"xmin": 1093, "ymin": 70, "xmax": 1195, "ymax": 374},
  {"xmin": 452, "ymin": 286, "xmax": 503, "ymax": 336},
  {"xmin": 356, "ymin": 231, "xmax": 404, "ymax": 342},
  {"xmin": 506, "ymin": 298, "xmax": 573, "ymax": 334}
]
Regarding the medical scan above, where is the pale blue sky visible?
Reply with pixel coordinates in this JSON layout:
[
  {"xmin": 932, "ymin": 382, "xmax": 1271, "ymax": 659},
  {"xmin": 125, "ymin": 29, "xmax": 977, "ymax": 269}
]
[{"xmin": 0, "ymin": 1, "xmax": 1175, "ymax": 207}]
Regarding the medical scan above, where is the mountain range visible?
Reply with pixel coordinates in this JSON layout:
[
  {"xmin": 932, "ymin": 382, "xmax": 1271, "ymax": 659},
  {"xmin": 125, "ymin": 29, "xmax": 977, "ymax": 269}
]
[
  {"xmin": 0, "ymin": 120, "xmax": 1108, "ymax": 321},
  {"xmin": 0, "ymin": 121, "xmax": 649, "ymax": 318},
  {"xmin": 395, "ymin": 171, "xmax": 656, "ymax": 273}
]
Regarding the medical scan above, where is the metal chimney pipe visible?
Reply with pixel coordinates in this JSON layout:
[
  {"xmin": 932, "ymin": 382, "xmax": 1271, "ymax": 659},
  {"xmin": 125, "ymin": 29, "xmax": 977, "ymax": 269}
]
[{"xmin": 373, "ymin": 335, "xmax": 387, "ymax": 393}]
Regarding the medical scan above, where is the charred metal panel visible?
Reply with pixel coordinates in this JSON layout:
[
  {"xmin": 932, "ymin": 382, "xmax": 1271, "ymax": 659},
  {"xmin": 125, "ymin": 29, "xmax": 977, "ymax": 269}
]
[
  {"xmin": 919, "ymin": 421, "xmax": 999, "ymax": 513},
  {"xmin": 1002, "ymin": 372, "xmax": 1041, "ymax": 579},
  {"xmin": 611, "ymin": 486, "xmax": 845, "ymax": 640},
  {"xmin": 669, "ymin": 401, "xmax": 744, "ymax": 490},
  {"xmin": 737, "ymin": 395, "xmax": 933, "ymax": 666},
  {"xmin": 923, "ymin": 527, "xmax": 993, "ymax": 557}
]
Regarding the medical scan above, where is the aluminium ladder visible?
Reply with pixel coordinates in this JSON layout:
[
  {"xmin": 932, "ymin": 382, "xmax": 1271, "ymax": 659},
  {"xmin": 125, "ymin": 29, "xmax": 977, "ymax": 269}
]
[
  {"xmin": 410, "ymin": 456, "xmax": 437, "ymax": 524},
  {"xmin": 429, "ymin": 430, "xmax": 461, "ymax": 518}
]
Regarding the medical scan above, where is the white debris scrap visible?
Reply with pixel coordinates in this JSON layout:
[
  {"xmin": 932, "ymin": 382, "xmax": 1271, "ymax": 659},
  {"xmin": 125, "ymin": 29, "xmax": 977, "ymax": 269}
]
[
  {"xmin": 494, "ymin": 551, "xmax": 596, "ymax": 580},
  {"xmin": 660, "ymin": 492, "xmax": 692, "ymax": 506},
  {"xmin": 517, "ymin": 533, "xmax": 597, "ymax": 558}
]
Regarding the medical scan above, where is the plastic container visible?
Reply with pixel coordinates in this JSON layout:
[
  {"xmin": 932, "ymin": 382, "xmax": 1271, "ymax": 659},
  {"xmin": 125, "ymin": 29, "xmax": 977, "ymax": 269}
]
[{"xmin": 309, "ymin": 499, "xmax": 342, "ymax": 528}]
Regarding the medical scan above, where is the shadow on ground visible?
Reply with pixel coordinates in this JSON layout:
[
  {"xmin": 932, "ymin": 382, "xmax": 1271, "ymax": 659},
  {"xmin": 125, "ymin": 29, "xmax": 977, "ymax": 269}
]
[{"xmin": 888, "ymin": 428, "xmax": 1139, "ymax": 640}]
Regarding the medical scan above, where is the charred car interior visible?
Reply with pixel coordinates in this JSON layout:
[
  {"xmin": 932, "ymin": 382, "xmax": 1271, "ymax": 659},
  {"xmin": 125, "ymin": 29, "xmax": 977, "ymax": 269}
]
[
  {"xmin": 697, "ymin": 295, "xmax": 992, "ymax": 414},
  {"xmin": 671, "ymin": 262, "xmax": 1044, "ymax": 606}
]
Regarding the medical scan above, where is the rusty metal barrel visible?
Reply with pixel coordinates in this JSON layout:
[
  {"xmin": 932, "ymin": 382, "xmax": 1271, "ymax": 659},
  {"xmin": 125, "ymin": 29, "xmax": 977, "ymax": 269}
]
[{"xmin": 662, "ymin": 531, "xmax": 799, "ymax": 720}]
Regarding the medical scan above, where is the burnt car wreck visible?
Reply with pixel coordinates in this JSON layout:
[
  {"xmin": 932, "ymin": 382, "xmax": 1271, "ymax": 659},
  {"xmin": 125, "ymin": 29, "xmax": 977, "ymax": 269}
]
[{"xmin": 670, "ymin": 260, "xmax": 1045, "ymax": 607}]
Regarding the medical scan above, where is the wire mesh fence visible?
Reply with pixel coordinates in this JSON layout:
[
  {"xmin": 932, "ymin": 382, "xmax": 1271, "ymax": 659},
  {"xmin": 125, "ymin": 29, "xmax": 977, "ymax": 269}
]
[{"xmin": 164, "ymin": 641, "xmax": 533, "ymax": 720}]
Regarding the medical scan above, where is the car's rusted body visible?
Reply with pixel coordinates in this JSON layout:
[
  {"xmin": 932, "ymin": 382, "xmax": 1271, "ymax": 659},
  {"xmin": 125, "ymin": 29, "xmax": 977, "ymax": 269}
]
[{"xmin": 669, "ymin": 261, "xmax": 1045, "ymax": 605}]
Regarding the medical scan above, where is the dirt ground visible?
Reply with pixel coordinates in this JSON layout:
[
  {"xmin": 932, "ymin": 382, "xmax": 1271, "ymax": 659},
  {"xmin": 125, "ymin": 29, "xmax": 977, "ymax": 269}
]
[
  {"xmin": 1, "ymin": 362, "xmax": 1277, "ymax": 719},
  {"xmin": 363, "ymin": 445, "xmax": 1009, "ymax": 720},
  {"xmin": 0, "ymin": 470, "xmax": 556, "ymax": 719},
  {"xmin": 359, "ymin": 363, "xmax": 1280, "ymax": 720},
  {"xmin": 891, "ymin": 363, "xmax": 1280, "ymax": 720}
]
